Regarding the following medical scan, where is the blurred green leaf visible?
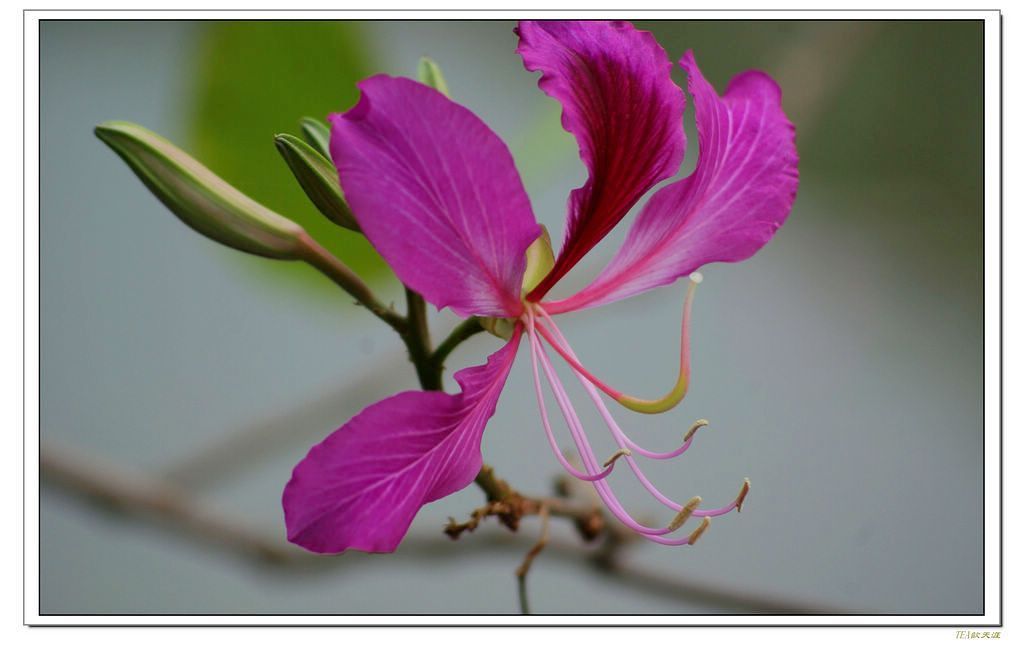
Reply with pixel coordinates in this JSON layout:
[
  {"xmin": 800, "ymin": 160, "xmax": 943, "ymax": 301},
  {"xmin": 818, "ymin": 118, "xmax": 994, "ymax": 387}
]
[
  {"xmin": 95, "ymin": 121, "xmax": 307, "ymax": 260},
  {"xmin": 300, "ymin": 116, "xmax": 332, "ymax": 159},
  {"xmin": 274, "ymin": 133, "xmax": 359, "ymax": 232},
  {"xmin": 188, "ymin": 21, "xmax": 389, "ymax": 297}
]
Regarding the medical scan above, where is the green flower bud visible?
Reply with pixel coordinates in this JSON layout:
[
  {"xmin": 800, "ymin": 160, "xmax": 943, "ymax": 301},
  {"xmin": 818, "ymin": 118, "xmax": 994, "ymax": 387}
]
[
  {"xmin": 274, "ymin": 133, "xmax": 360, "ymax": 232},
  {"xmin": 95, "ymin": 121, "xmax": 307, "ymax": 260},
  {"xmin": 299, "ymin": 116, "xmax": 332, "ymax": 159}
]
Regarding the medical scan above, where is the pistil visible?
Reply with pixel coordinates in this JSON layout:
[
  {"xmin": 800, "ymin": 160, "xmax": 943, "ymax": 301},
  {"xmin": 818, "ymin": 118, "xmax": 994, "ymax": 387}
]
[{"xmin": 534, "ymin": 274, "xmax": 703, "ymax": 415}]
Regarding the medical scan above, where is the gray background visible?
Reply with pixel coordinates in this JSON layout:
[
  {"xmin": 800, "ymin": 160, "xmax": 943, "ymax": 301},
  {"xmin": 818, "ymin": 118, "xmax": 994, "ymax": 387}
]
[{"xmin": 40, "ymin": 20, "xmax": 984, "ymax": 614}]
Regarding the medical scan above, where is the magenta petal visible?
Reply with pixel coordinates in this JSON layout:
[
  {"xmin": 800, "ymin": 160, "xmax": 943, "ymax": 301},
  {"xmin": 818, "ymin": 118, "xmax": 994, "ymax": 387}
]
[
  {"xmin": 546, "ymin": 52, "xmax": 799, "ymax": 314},
  {"xmin": 283, "ymin": 331, "xmax": 522, "ymax": 554},
  {"xmin": 516, "ymin": 20, "xmax": 687, "ymax": 300},
  {"xmin": 330, "ymin": 76, "xmax": 541, "ymax": 318}
]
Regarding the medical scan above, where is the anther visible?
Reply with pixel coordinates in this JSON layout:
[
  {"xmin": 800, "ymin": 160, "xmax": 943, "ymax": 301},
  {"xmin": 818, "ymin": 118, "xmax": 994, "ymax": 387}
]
[
  {"xmin": 684, "ymin": 419, "xmax": 710, "ymax": 442},
  {"xmin": 735, "ymin": 478, "xmax": 751, "ymax": 513},
  {"xmin": 688, "ymin": 517, "xmax": 711, "ymax": 545},
  {"xmin": 602, "ymin": 447, "xmax": 632, "ymax": 468},
  {"xmin": 669, "ymin": 495, "xmax": 702, "ymax": 531}
]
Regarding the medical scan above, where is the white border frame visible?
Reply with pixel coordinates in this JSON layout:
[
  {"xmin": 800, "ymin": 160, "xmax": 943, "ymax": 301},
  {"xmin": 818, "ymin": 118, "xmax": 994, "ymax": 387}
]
[{"xmin": 20, "ymin": 8, "xmax": 1002, "ymax": 627}]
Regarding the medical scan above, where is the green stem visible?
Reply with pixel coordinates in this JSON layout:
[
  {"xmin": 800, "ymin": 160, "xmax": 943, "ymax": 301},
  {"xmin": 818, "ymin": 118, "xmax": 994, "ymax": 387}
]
[
  {"xmin": 299, "ymin": 232, "xmax": 484, "ymax": 394},
  {"xmin": 404, "ymin": 288, "xmax": 441, "ymax": 391},
  {"xmin": 518, "ymin": 577, "xmax": 531, "ymax": 615},
  {"xmin": 298, "ymin": 235, "xmax": 407, "ymax": 335},
  {"xmin": 431, "ymin": 317, "xmax": 485, "ymax": 369}
]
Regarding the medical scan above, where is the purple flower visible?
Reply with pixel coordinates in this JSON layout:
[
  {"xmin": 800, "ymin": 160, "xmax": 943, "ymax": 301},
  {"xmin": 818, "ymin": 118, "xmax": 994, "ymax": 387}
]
[{"xmin": 283, "ymin": 20, "xmax": 798, "ymax": 554}]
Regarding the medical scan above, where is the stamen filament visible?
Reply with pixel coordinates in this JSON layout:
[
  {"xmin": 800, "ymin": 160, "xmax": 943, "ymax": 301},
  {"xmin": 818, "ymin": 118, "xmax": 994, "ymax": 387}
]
[
  {"xmin": 534, "ymin": 274, "xmax": 702, "ymax": 415},
  {"xmin": 589, "ymin": 378, "xmax": 748, "ymax": 519},
  {"xmin": 538, "ymin": 311, "xmax": 703, "ymax": 462},
  {"xmin": 524, "ymin": 304, "xmax": 746, "ymax": 545},
  {"xmin": 693, "ymin": 478, "xmax": 751, "ymax": 518},
  {"xmin": 539, "ymin": 311, "xmax": 750, "ymax": 521},
  {"xmin": 579, "ymin": 371, "xmax": 694, "ymax": 512},
  {"xmin": 531, "ymin": 328, "xmax": 687, "ymax": 538},
  {"xmin": 526, "ymin": 321, "xmax": 620, "ymax": 483}
]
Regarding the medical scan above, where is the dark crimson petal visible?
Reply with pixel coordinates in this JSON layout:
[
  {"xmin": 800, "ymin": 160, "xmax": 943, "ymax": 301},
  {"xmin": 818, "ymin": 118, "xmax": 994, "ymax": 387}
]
[
  {"xmin": 283, "ymin": 331, "xmax": 521, "ymax": 554},
  {"xmin": 545, "ymin": 52, "xmax": 799, "ymax": 314},
  {"xmin": 516, "ymin": 20, "xmax": 687, "ymax": 300}
]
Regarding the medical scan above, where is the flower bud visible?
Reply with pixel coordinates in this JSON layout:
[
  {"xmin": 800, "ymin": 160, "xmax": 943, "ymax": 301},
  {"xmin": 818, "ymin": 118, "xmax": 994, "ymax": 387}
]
[
  {"xmin": 95, "ymin": 121, "xmax": 307, "ymax": 260},
  {"xmin": 299, "ymin": 116, "xmax": 332, "ymax": 159},
  {"xmin": 274, "ymin": 133, "xmax": 360, "ymax": 232}
]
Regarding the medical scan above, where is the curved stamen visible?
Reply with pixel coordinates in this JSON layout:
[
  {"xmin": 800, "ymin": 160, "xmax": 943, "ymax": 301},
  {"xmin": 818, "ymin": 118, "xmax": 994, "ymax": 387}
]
[
  {"xmin": 622, "ymin": 418, "xmax": 709, "ymax": 460},
  {"xmin": 538, "ymin": 311, "xmax": 708, "ymax": 461},
  {"xmin": 538, "ymin": 309, "xmax": 693, "ymax": 512},
  {"xmin": 532, "ymin": 333, "xmax": 690, "ymax": 538},
  {"xmin": 532, "ymin": 322, "xmax": 624, "ymax": 398},
  {"xmin": 526, "ymin": 319, "xmax": 623, "ymax": 483},
  {"xmin": 540, "ymin": 311, "xmax": 750, "ymax": 521},
  {"xmin": 646, "ymin": 517, "xmax": 711, "ymax": 547},
  {"xmin": 685, "ymin": 419, "xmax": 710, "ymax": 442},
  {"xmin": 602, "ymin": 448, "xmax": 633, "ymax": 468},
  {"xmin": 581, "ymin": 369, "xmax": 748, "ymax": 519},
  {"xmin": 534, "ymin": 274, "xmax": 702, "ymax": 415},
  {"xmin": 693, "ymin": 479, "xmax": 751, "ymax": 518},
  {"xmin": 579, "ymin": 366, "xmax": 695, "ymax": 513}
]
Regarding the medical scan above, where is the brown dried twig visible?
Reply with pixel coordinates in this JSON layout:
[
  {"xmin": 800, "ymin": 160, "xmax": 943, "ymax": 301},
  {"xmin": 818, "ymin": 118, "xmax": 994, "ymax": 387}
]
[{"xmin": 41, "ymin": 440, "xmax": 849, "ymax": 613}]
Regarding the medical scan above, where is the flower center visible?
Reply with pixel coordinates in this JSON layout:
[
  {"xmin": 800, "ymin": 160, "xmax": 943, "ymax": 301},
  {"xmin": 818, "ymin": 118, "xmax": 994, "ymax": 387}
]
[{"xmin": 480, "ymin": 227, "xmax": 554, "ymax": 340}]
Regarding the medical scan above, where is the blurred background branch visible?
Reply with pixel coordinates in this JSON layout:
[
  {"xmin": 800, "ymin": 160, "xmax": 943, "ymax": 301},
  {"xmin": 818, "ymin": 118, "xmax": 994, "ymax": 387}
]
[{"xmin": 41, "ymin": 438, "xmax": 847, "ymax": 614}]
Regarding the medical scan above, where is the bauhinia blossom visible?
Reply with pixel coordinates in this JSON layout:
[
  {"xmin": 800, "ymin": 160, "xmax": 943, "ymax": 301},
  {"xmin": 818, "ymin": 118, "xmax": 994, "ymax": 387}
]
[{"xmin": 283, "ymin": 20, "xmax": 799, "ymax": 553}]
